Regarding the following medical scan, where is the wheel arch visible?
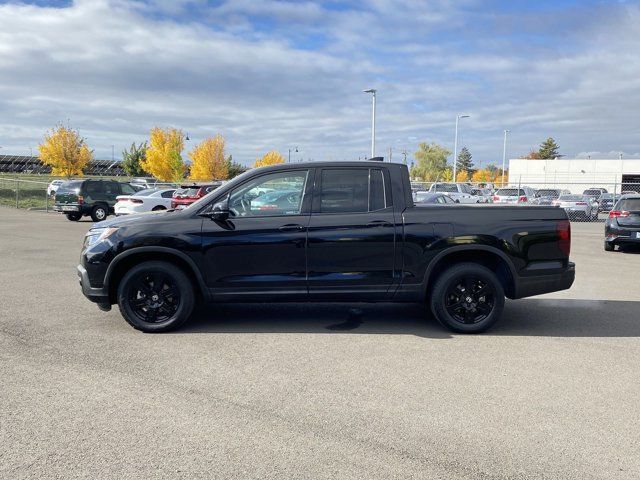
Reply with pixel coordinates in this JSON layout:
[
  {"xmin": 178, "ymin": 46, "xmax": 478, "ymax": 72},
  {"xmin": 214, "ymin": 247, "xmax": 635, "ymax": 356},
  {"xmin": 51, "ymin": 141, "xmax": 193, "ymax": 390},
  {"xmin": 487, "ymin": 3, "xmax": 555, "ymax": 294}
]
[
  {"xmin": 423, "ymin": 246, "xmax": 517, "ymax": 300},
  {"xmin": 105, "ymin": 247, "xmax": 208, "ymax": 304}
]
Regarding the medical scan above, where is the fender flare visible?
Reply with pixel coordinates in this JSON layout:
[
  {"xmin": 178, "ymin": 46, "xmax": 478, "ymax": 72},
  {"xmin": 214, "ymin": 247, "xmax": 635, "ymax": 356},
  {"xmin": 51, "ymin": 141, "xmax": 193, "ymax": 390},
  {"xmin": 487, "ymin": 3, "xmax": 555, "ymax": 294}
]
[
  {"xmin": 104, "ymin": 246, "xmax": 209, "ymax": 300},
  {"xmin": 422, "ymin": 244, "xmax": 519, "ymax": 292}
]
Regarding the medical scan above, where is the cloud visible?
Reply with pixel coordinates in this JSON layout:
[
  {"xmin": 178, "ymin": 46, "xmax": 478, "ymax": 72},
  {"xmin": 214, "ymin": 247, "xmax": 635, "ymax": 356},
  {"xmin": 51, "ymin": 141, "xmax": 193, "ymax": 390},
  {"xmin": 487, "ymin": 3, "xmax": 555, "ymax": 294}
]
[{"xmin": 0, "ymin": 0, "xmax": 639, "ymax": 165}]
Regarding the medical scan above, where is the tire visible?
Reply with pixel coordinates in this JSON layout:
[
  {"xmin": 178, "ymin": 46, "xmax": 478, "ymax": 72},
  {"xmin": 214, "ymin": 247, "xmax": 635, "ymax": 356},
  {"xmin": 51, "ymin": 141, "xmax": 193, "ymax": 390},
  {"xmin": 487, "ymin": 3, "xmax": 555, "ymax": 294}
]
[
  {"xmin": 430, "ymin": 262, "xmax": 505, "ymax": 334},
  {"xmin": 90, "ymin": 205, "xmax": 108, "ymax": 222},
  {"xmin": 117, "ymin": 261, "xmax": 195, "ymax": 333},
  {"xmin": 152, "ymin": 205, "xmax": 166, "ymax": 211},
  {"xmin": 66, "ymin": 212, "xmax": 81, "ymax": 221},
  {"xmin": 604, "ymin": 241, "xmax": 614, "ymax": 252}
]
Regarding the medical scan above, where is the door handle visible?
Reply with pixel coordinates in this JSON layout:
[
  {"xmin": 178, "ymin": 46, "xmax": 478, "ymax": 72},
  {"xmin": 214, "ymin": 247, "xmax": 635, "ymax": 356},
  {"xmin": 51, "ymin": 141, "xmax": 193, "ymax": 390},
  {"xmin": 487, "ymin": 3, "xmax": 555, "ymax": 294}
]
[
  {"xmin": 366, "ymin": 220, "xmax": 392, "ymax": 228},
  {"xmin": 278, "ymin": 224, "xmax": 305, "ymax": 232}
]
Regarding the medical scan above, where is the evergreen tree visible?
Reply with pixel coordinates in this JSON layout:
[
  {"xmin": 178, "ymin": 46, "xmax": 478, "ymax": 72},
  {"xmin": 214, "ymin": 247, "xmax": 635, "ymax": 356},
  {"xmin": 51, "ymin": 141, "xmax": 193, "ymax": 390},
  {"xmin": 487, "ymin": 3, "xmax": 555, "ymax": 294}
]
[
  {"xmin": 456, "ymin": 146, "xmax": 474, "ymax": 175},
  {"xmin": 538, "ymin": 138, "xmax": 560, "ymax": 159},
  {"xmin": 225, "ymin": 155, "xmax": 249, "ymax": 178},
  {"xmin": 121, "ymin": 142, "xmax": 147, "ymax": 177}
]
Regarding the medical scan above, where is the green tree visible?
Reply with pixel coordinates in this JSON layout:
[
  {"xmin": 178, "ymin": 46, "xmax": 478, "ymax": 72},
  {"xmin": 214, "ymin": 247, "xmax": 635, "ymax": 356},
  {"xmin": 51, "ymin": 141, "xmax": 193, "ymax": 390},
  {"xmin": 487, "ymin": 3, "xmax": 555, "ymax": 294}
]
[
  {"xmin": 121, "ymin": 142, "xmax": 147, "ymax": 177},
  {"xmin": 456, "ymin": 146, "xmax": 474, "ymax": 175},
  {"xmin": 225, "ymin": 155, "xmax": 249, "ymax": 178},
  {"xmin": 538, "ymin": 137, "xmax": 560, "ymax": 159},
  {"xmin": 410, "ymin": 142, "xmax": 451, "ymax": 181}
]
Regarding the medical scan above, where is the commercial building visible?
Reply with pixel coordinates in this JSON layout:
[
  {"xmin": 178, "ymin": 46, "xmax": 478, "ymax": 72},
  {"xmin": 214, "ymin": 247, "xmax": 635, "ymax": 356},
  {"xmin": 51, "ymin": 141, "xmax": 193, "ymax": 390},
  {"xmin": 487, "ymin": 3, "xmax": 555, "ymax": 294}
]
[{"xmin": 507, "ymin": 158, "xmax": 640, "ymax": 194}]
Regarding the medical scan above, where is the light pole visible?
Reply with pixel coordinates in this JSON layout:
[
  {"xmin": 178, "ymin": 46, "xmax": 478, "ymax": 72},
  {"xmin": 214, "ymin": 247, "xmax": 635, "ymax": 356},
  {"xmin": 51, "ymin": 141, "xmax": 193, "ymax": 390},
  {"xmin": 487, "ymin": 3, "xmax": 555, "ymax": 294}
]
[
  {"xmin": 288, "ymin": 146, "xmax": 298, "ymax": 163},
  {"xmin": 453, "ymin": 114, "xmax": 470, "ymax": 181},
  {"xmin": 501, "ymin": 129, "xmax": 509, "ymax": 186},
  {"xmin": 363, "ymin": 88, "xmax": 377, "ymax": 158}
]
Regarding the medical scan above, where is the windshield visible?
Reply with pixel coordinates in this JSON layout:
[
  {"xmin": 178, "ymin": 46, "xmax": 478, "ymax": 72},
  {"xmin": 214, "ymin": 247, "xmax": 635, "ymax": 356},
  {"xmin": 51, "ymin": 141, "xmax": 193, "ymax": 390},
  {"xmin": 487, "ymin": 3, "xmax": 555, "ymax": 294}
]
[
  {"xmin": 495, "ymin": 188, "xmax": 524, "ymax": 196},
  {"xmin": 432, "ymin": 184, "xmax": 458, "ymax": 193},
  {"xmin": 583, "ymin": 189, "xmax": 602, "ymax": 196},
  {"xmin": 184, "ymin": 169, "xmax": 256, "ymax": 211},
  {"xmin": 56, "ymin": 181, "xmax": 82, "ymax": 194}
]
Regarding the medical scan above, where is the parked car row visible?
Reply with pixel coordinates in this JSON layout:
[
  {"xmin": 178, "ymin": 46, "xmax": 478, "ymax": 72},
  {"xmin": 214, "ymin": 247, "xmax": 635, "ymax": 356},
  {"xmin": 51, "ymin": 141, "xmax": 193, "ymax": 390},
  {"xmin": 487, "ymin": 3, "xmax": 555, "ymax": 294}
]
[
  {"xmin": 412, "ymin": 182, "xmax": 639, "ymax": 222},
  {"xmin": 52, "ymin": 178, "xmax": 225, "ymax": 221}
]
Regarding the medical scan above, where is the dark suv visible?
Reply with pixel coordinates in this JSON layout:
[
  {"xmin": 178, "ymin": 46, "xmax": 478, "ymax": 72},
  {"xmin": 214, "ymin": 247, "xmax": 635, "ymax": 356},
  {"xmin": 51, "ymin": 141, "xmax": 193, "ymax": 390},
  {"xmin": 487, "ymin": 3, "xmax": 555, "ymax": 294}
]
[{"xmin": 54, "ymin": 179, "xmax": 137, "ymax": 222}]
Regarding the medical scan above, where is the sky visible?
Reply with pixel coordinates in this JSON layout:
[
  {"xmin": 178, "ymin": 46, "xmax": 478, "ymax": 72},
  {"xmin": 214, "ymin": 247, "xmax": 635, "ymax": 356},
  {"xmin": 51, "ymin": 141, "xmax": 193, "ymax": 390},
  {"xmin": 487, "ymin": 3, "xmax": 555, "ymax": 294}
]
[{"xmin": 0, "ymin": 0, "xmax": 639, "ymax": 166}]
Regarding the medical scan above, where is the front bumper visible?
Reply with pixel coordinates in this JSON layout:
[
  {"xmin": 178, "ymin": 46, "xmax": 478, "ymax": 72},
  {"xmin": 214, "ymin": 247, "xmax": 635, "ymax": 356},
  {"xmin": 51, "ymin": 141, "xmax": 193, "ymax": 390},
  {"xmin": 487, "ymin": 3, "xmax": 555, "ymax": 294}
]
[
  {"xmin": 77, "ymin": 264, "xmax": 109, "ymax": 304},
  {"xmin": 513, "ymin": 262, "xmax": 575, "ymax": 299}
]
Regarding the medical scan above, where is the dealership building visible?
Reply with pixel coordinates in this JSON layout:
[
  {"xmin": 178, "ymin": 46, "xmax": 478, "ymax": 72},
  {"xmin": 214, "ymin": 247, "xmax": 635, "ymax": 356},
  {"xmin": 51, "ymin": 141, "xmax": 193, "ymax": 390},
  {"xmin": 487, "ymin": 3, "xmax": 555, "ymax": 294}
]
[{"xmin": 507, "ymin": 158, "xmax": 640, "ymax": 194}]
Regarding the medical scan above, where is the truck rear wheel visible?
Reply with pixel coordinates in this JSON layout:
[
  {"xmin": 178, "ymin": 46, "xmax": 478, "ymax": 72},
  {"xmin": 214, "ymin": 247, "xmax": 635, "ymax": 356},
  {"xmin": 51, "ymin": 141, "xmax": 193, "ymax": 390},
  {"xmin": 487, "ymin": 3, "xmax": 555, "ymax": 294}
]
[
  {"xmin": 117, "ymin": 261, "xmax": 195, "ymax": 333},
  {"xmin": 430, "ymin": 263, "xmax": 505, "ymax": 333},
  {"xmin": 66, "ymin": 212, "xmax": 81, "ymax": 221}
]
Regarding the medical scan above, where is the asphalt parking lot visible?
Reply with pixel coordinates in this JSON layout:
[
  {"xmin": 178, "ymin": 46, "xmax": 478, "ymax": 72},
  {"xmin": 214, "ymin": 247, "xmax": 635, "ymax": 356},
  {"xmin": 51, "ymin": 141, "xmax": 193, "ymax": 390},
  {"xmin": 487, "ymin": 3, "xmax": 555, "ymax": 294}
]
[{"xmin": 1, "ymin": 208, "xmax": 639, "ymax": 479}]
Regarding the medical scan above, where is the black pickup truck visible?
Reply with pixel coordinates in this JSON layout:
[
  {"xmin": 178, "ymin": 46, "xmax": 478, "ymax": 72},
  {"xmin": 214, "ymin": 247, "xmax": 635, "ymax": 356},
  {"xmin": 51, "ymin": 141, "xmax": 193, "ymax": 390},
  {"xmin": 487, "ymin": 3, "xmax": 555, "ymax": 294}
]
[{"xmin": 78, "ymin": 161, "xmax": 574, "ymax": 333}]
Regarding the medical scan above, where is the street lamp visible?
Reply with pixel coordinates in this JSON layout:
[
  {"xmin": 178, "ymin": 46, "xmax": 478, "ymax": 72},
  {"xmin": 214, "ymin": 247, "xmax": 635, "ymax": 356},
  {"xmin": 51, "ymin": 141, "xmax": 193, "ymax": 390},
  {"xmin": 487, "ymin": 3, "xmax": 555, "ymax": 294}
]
[
  {"xmin": 363, "ymin": 88, "xmax": 377, "ymax": 159},
  {"xmin": 288, "ymin": 146, "xmax": 298, "ymax": 163},
  {"xmin": 501, "ymin": 129, "xmax": 510, "ymax": 186},
  {"xmin": 452, "ymin": 114, "xmax": 470, "ymax": 181}
]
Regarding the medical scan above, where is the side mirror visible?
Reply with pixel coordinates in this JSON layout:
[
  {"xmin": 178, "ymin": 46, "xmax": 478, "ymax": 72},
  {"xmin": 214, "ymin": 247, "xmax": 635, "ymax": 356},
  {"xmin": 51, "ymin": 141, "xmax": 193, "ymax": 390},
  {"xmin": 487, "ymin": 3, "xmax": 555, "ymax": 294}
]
[{"xmin": 202, "ymin": 196, "xmax": 231, "ymax": 221}]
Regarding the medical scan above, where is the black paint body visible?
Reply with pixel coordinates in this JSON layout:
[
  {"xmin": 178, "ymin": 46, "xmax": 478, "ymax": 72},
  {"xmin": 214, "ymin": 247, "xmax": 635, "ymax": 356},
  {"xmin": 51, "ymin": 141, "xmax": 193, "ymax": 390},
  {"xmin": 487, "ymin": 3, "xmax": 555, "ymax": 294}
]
[{"xmin": 77, "ymin": 161, "xmax": 575, "ymax": 306}]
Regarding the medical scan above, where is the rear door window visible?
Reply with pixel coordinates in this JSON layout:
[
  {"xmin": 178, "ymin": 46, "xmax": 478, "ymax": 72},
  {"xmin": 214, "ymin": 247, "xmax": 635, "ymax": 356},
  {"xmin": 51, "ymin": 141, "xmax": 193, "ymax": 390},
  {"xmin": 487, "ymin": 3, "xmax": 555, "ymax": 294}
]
[
  {"xmin": 319, "ymin": 169, "xmax": 369, "ymax": 213},
  {"xmin": 84, "ymin": 181, "xmax": 103, "ymax": 195}
]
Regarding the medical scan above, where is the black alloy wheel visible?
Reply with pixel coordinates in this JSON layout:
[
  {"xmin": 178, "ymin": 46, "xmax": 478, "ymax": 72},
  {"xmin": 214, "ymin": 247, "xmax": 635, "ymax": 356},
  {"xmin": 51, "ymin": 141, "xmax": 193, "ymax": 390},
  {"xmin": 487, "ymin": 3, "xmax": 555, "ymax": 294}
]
[
  {"xmin": 431, "ymin": 262, "xmax": 505, "ymax": 333},
  {"xmin": 128, "ymin": 272, "xmax": 181, "ymax": 323},
  {"xmin": 444, "ymin": 275, "xmax": 496, "ymax": 325},
  {"xmin": 117, "ymin": 261, "xmax": 195, "ymax": 332}
]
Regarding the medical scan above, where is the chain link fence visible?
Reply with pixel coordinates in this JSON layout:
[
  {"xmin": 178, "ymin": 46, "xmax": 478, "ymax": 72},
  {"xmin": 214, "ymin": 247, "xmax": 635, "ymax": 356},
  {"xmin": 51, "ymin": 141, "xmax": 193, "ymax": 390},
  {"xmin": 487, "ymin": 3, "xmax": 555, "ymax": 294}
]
[
  {"xmin": 0, "ymin": 177, "xmax": 52, "ymax": 211},
  {"xmin": 0, "ymin": 177, "xmax": 182, "ymax": 212}
]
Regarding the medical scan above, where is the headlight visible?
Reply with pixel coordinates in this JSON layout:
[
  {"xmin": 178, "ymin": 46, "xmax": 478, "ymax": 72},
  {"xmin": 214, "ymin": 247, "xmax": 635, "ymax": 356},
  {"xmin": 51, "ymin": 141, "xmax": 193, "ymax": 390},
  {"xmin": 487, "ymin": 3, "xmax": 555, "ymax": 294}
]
[{"xmin": 84, "ymin": 227, "xmax": 119, "ymax": 247}]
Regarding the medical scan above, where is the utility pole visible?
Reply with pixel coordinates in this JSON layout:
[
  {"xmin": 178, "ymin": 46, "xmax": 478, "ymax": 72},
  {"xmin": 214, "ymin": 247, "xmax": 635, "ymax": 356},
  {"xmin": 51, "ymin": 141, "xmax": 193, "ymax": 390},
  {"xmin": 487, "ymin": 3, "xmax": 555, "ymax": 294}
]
[
  {"xmin": 388, "ymin": 146, "xmax": 392, "ymax": 162},
  {"xmin": 501, "ymin": 129, "xmax": 509, "ymax": 186},
  {"xmin": 363, "ymin": 89, "xmax": 377, "ymax": 158}
]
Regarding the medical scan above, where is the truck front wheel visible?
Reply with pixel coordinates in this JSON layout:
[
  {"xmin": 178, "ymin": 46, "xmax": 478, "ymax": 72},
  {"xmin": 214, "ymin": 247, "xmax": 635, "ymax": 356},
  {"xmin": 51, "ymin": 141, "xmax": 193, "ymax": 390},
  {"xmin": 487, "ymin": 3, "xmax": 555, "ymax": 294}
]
[
  {"xmin": 117, "ymin": 261, "xmax": 195, "ymax": 333},
  {"xmin": 430, "ymin": 263, "xmax": 505, "ymax": 333}
]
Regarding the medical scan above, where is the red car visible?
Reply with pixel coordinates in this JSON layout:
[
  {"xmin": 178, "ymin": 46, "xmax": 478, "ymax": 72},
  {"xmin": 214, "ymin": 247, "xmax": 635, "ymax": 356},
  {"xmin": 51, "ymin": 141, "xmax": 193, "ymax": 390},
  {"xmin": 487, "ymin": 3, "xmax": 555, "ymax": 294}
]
[{"xmin": 171, "ymin": 183, "xmax": 222, "ymax": 210}]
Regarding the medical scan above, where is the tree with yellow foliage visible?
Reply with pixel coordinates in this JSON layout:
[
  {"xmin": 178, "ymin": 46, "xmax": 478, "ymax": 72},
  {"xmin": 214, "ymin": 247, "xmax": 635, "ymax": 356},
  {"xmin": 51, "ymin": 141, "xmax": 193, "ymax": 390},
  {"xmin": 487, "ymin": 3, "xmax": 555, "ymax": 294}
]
[
  {"xmin": 189, "ymin": 135, "xmax": 228, "ymax": 181},
  {"xmin": 455, "ymin": 170, "xmax": 470, "ymax": 182},
  {"xmin": 495, "ymin": 173, "xmax": 508, "ymax": 185},
  {"xmin": 141, "ymin": 127, "xmax": 185, "ymax": 182},
  {"xmin": 38, "ymin": 124, "xmax": 93, "ymax": 178},
  {"xmin": 471, "ymin": 169, "xmax": 492, "ymax": 183},
  {"xmin": 254, "ymin": 150, "xmax": 285, "ymax": 168}
]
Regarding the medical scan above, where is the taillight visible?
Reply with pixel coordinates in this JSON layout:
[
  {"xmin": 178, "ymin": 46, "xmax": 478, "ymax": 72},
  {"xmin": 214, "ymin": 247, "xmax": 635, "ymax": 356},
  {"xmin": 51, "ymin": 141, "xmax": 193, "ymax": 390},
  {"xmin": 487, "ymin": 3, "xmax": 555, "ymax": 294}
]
[
  {"xmin": 519, "ymin": 196, "xmax": 527, "ymax": 202},
  {"xmin": 259, "ymin": 205, "xmax": 278, "ymax": 210},
  {"xmin": 77, "ymin": 195, "xmax": 84, "ymax": 204},
  {"xmin": 557, "ymin": 220, "xmax": 571, "ymax": 257},
  {"xmin": 609, "ymin": 210, "xmax": 630, "ymax": 219},
  {"xmin": 493, "ymin": 196, "xmax": 499, "ymax": 202},
  {"xmin": 576, "ymin": 202, "xmax": 587, "ymax": 206},
  {"xmin": 130, "ymin": 199, "xmax": 143, "ymax": 204}
]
